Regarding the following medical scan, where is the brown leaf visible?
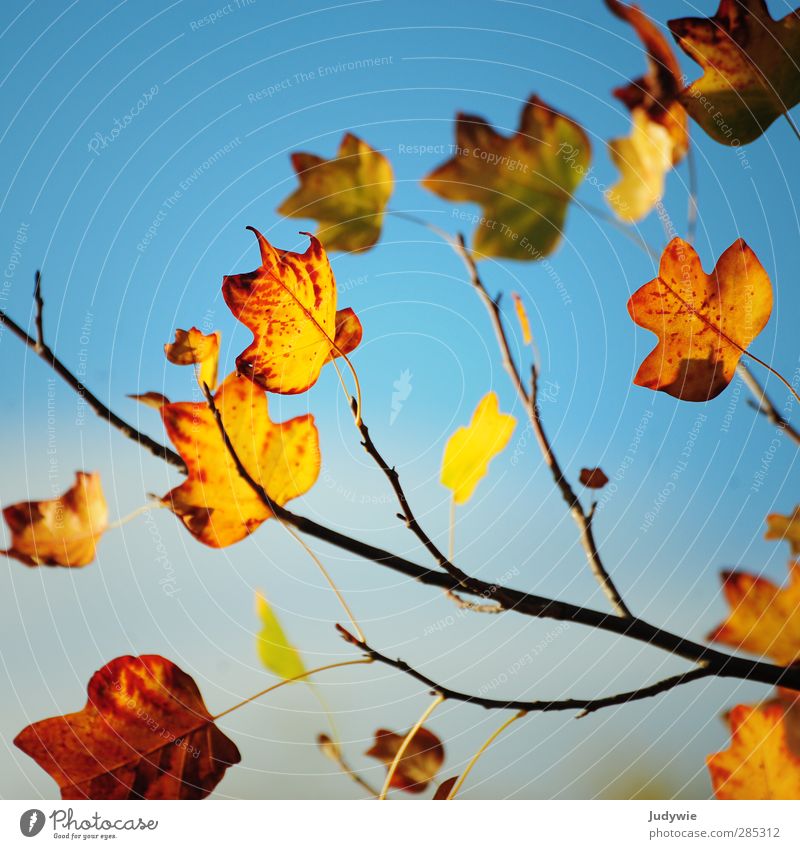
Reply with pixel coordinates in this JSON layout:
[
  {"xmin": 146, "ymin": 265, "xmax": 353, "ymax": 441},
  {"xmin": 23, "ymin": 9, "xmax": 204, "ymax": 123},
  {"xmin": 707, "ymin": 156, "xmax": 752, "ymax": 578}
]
[
  {"xmin": 14, "ymin": 655, "xmax": 240, "ymax": 799},
  {"xmin": 433, "ymin": 776, "xmax": 459, "ymax": 799},
  {"xmin": 579, "ymin": 467, "xmax": 609, "ymax": 489},
  {"xmin": 365, "ymin": 727, "xmax": 445, "ymax": 793}
]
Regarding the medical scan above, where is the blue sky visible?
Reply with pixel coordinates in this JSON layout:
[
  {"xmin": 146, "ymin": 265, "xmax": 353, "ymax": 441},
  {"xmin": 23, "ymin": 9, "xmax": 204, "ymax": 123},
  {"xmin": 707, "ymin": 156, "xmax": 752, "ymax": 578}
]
[{"xmin": 1, "ymin": 0, "xmax": 799, "ymax": 799}]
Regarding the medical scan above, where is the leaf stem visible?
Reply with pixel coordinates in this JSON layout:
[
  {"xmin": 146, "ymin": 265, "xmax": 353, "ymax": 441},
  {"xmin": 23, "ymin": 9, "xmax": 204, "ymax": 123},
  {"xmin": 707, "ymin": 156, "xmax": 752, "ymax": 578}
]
[
  {"xmin": 447, "ymin": 710, "xmax": 527, "ymax": 799},
  {"xmin": 378, "ymin": 693, "xmax": 446, "ymax": 800}
]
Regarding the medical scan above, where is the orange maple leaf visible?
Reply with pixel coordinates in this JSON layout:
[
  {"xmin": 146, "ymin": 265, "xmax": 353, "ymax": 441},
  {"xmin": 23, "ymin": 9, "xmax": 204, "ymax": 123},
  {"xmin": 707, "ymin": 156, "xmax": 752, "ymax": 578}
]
[
  {"xmin": 765, "ymin": 507, "xmax": 800, "ymax": 556},
  {"xmin": 164, "ymin": 327, "xmax": 221, "ymax": 392},
  {"xmin": 160, "ymin": 371, "xmax": 320, "ymax": 547},
  {"xmin": 707, "ymin": 703, "xmax": 800, "ymax": 799},
  {"xmin": 708, "ymin": 563, "xmax": 800, "ymax": 665},
  {"xmin": 14, "ymin": 655, "xmax": 240, "ymax": 799},
  {"xmin": 1, "ymin": 472, "xmax": 107, "ymax": 568},
  {"xmin": 365, "ymin": 727, "xmax": 445, "ymax": 793},
  {"xmin": 627, "ymin": 237, "xmax": 772, "ymax": 401},
  {"xmin": 223, "ymin": 228, "xmax": 362, "ymax": 394}
]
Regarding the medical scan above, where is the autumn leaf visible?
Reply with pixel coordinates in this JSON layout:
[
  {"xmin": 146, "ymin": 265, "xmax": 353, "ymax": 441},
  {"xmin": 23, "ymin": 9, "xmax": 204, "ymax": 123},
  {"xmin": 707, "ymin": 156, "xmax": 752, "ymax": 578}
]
[
  {"xmin": 433, "ymin": 776, "xmax": 458, "ymax": 799},
  {"xmin": 161, "ymin": 371, "xmax": 320, "ymax": 547},
  {"xmin": 222, "ymin": 228, "xmax": 362, "ymax": 394},
  {"xmin": 2, "ymin": 472, "xmax": 107, "ymax": 568},
  {"xmin": 580, "ymin": 467, "xmax": 609, "ymax": 489},
  {"xmin": 441, "ymin": 392, "xmax": 516, "ymax": 504},
  {"xmin": 627, "ymin": 237, "xmax": 772, "ymax": 401},
  {"xmin": 708, "ymin": 562, "xmax": 800, "ymax": 665},
  {"xmin": 165, "ymin": 327, "xmax": 221, "ymax": 391},
  {"xmin": 605, "ymin": 0, "xmax": 689, "ymax": 160},
  {"xmin": 512, "ymin": 292, "xmax": 532, "ymax": 345},
  {"xmin": 14, "ymin": 655, "xmax": 240, "ymax": 799},
  {"xmin": 765, "ymin": 506, "xmax": 800, "ymax": 555},
  {"xmin": 255, "ymin": 590, "xmax": 306, "ymax": 680},
  {"xmin": 129, "ymin": 391, "xmax": 170, "ymax": 410},
  {"xmin": 422, "ymin": 95, "xmax": 591, "ymax": 261},
  {"xmin": 669, "ymin": 0, "xmax": 800, "ymax": 145},
  {"xmin": 365, "ymin": 727, "xmax": 444, "ymax": 793},
  {"xmin": 608, "ymin": 109, "xmax": 675, "ymax": 222},
  {"xmin": 707, "ymin": 703, "xmax": 800, "ymax": 799},
  {"xmin": 277, "ymin": 133, "xmax": 393, "ymax": 253}
]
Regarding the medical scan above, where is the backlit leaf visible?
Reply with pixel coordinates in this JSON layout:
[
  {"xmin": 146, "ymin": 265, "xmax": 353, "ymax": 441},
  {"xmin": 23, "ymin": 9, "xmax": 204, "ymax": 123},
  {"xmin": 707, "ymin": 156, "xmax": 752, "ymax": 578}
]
[
  {"xmin": 707, "ymin": 703, "xmax": 800, "ymax": 799},
  {"xmin": 129, "ymin": 391, "xmax": 171, "ymax": 410},
  {"xmin": 627, "ymin": 237, "xmax": 772, "ymax": 401},
  {"xmin": 255, "ymin": 590, "xmax": 306, "ymax": 680},
  {"xmin": 222, "ymin": 228, "xmax": 362, "ymax": 394},
  {"xmin": 433, "ymin": 776, "xmax": 458, "ymax": 799},
  {"xmin": 365, "ymin": 727, "xmax": 444, "ymax": 794},
  {"xmin": 765, "ymin": 506, "xmax": 800, "ymax": 555},
  {"xmin": 2, "ymin": 472, "xmax": 107, "ymax": 568},
  {"xmin": 277, "ymin": 133, "xmax": 393, "ymax": 253},
  {"xmin": 608, "ymin": 109, "xmax": 675, "ymax": 222},
  {"xmin": 512, "ymin": 292, "xmax": 532, "ymax": 345},
  {"xmin": 669, "ymin": 0, "xmax": 800, "ymax": 145},
  {"xmin": 605, "ymin": 0, "xmax": 689, "ymax": 160},
  {"xmin": 441, "ymin": 392, "xmax": 516, "ymax": 504},
  {"xmin": 708, "ymin": 562, "xmax": 800, "ymax": 665},
  {"xmin": 422, "ymin": 95, "xmax": 590, "ymax": 260},
  {"xmin": 161, "ymin": 372, "xmax": 320, "ymax": 548},
  {"xmin": 165, "ymin": 327, "xmax": 221, "ymax": 392},
  {"xmin": 14, "ymin": 655, "xmax": 240, "ymax": 799}
]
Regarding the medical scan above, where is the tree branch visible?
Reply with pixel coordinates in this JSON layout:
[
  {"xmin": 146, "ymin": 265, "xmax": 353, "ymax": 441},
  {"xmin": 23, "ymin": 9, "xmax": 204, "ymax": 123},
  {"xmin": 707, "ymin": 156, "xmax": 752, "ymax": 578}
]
[
  {"xmin": 0, "ymin": 277, "xmax": 187, "ymax": 473},
  {"xmin": 737, "ymin": 362, "xmax": 800, "ymax": 445},
  {"xmin": 451, "ymin": 233, "xmax": 632, "ymax": 618},
  {"xmin": 337, "ymin": 625, "xmax": 715, "ymax": 715}
]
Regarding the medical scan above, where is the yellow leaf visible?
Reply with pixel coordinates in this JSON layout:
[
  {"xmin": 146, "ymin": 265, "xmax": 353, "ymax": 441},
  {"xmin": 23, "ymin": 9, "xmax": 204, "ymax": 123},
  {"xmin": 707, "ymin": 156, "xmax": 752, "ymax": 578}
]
[
  {"xmin": 608, "ymin": 109, "xmax": 674, "ymax": 222},
  {"xmin": 441, "ymin": 392, "xmax": 516, "ymax": 504},
  {"xmin": 164, "ymin": 327, "xmax": 221, "ymax": 392},
  {"xmin": 708, "ymin": 703, "xmax": 800, "ymax": 799},
  {"xmin": 277, "ymin": 133, "xmax": 393, "ymax": 253},
  {"xmin": 255, "ymin": 591, "xmax": 306, "ymax": 680},
  {"xmin": 765, "ymin": 507, "xmax": 800, "ymax": 556},
  {"xmin": 511, "ymin": 292, "xmax": 532, "ymax": 345}
]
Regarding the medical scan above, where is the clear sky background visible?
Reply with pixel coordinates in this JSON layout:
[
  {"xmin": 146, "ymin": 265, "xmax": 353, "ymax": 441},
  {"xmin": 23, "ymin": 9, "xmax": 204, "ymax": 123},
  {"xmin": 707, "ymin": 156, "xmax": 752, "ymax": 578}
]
[{"xmin": 1, "ymin": 0, "xmax": 799, "ymax": 800}]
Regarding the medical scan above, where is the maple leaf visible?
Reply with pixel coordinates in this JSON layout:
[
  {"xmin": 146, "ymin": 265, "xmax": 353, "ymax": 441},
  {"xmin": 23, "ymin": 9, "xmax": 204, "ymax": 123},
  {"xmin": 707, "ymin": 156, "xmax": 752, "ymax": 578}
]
[
  {"xmin": 277, "ymin": 133, "xmax": 393, "ymax": 253},
  {"xmin": 627, "ymin": 237, "xmax": 772, "ymax": 401},
  {"xmin": 708, "ymin": 562, "xmax": 800, "ymax": 665},
  {"xmin": 608, "ymin": 108, "xmax": 675, "ymax": 222},
  {"xmin": 422, "ymin": 95, "xmax": 591, "ymax": 261},
  {"xmin": 365, "ymin": 727, "xmax": 444, "ymax": 793},
  {"xmin": 579, "ymin": 467, "xmax": 609, "ymax": 489},
  {"xmin": 707, "ymin": 703, "xmax": 800, "ymax": 799},
  {"xmin": 669, "ymin": 0, "xmax": 800, "ymax": 145},
  {"xmin": 433, "ymin": 776, "xmax": 458, "ymax": 799},
  {"xmin": 222, "ymin": 228, "xmax": 362, "ymax": 394},
  {"xmin": 255, "ymin": 590, "xmax": 306, "ymax": 680},
  {"xmin": 14, "ymin": 655, "xmax": 240, "ymax": 799},
  {"xmin": 605, "ymin": 0, "xmax": 689, "ymax": 161},
  {"xmin": 765, "ymin": 506, "xmax": 800, "ymax": 555},
  {"xmin": 165, "ymin": 327, "xmax": 221, "ymax": 391},
  {"xmin": 2, "ymin": 472, "xmax": 107, "ymax": 568},
  {"xmin": 441, "ymin": 392, "xmax": 516, "ymax": 504},
  {"xmin": 160, "ymin": 371, "xmax": 320, "ymax": 547}
]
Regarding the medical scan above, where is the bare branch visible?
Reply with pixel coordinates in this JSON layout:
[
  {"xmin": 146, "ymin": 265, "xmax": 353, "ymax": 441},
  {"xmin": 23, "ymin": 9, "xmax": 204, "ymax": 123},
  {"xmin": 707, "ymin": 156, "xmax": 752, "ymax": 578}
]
[
  {"xmin": 33, "ymin": 270, "xmax": 44, "ymax": 354},
  {"xmin": 0, "ymin": 280, "xmax": 186, "ymax": 473},
  {"xmin": 450, "ymin": 233, "xmax": 632, "ymax": 618},
  {"xmin": 338, "ymin": 625, "xmax": 715, "ymax": 715},
  {"xmin": 738, "ymin": 361, "xmax": 800, "ymax": 445}
]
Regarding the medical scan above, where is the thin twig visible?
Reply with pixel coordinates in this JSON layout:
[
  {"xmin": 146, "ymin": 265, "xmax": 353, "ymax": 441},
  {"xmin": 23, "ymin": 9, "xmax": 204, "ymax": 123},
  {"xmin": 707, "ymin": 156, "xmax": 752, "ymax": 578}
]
[
  {"xmin": 451, "ymin": 233, "xmax": 632, "ymax": 618},
  {"xmin": 0, "ymin": 284, "xmax": 186, "ymax": 473},
  {"xmin": 338, "ymin": 625, "xmax": 715, "ymax": 714},
  {"xmin": 737, "ymin": 362, "xmax": 800, "ymax": 446},
  {"xmin": 33, "ymin": 270, "xmax": 44, "ymax": 353}
]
